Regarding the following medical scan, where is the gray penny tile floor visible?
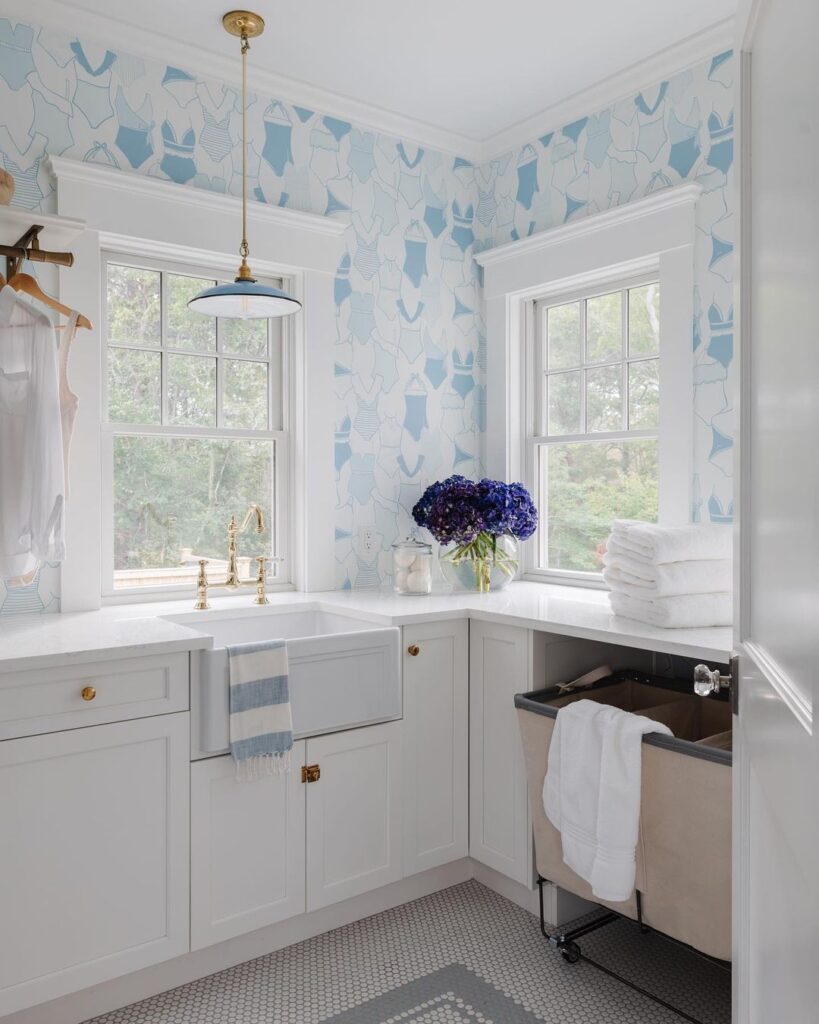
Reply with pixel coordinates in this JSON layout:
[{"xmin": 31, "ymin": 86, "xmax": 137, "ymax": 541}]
[{"xmin": 87, "ymin": 880, "xmax": 730, "ymax": 1024}]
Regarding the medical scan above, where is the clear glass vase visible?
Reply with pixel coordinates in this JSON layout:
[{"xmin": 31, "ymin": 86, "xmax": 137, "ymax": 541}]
[{"xmin": 439, "ymin": 532, "xmax": 519, "ymax": 593}]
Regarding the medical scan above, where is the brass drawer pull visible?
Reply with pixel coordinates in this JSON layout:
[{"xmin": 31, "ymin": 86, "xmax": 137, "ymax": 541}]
[
  {"xmin": 81, "ymin": 686, "xmax": 97, "ymax": 702},
  {"xmin": 407, "ymin": 644, "xmax": 420, "ymax": 657},
  {"xmin": 301, "ymin": 764, "xmax": 320, "ymax": 783}
]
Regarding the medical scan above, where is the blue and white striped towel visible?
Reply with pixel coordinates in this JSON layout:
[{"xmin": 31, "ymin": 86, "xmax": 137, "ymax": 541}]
[{"xmin": 226, "ymin": 639, "xmax": 293, "ymax": 781}]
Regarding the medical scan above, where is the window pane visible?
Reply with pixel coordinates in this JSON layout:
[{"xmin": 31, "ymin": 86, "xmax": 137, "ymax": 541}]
[
  {"xmin": 547, "ymin": 371, "xmax": 582, "ymax": 435},
  {"xmin": 112, "ymin": 435, "xmax": 274, "ymax": 589},
  {"xmin": 166, "ymin": 274, "xmax": 216, "ymax": 351},
  {"xmin": 629, "ymin": 359, "xmax": 660, "ymax": 429},
  {"xmin": 586, "ymin": 364, "xmax": 623, "ymax": 432},
  {"xmin": 540, "ymin": 439, "xmax": 658, "ymax": 572},
  {"xmin": 629, "ymin": 283, "xmax": 660, "ymax": 356},
  {"xmin": 107, "ymin": 265, "xmax": 160, "ymax": 347},
  {"xmin": 223, "ymin": 359, "xmax": 269, "ymax": 430},
  {"xmin": 108, "ymin": 349, "xmax": 161, "ymax": 424},
  {"xmin": 586, "ymin": 291, "xmax": 622, "ymax": 363},
  {"xmin": 547, "ymin": 302, "xmax": 581, "ymax": 370},
  {"xmin": 219, "ymin": 317, "xmax": 269, "ymax": 357},
  {"xmin": 166, "ymin": 354, "xmax": 216, "ymax": 426}
]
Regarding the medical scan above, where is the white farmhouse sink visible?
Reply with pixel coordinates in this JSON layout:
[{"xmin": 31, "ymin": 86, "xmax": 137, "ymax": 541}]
[{"xmin": 162, "ymin": 608, "xmax": 401, "ymax": 759}]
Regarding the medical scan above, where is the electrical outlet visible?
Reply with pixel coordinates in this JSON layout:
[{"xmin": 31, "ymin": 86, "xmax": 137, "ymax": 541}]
[{"xmin": 359, "ymin": 526, "xmax": 376, "ymax": 554}]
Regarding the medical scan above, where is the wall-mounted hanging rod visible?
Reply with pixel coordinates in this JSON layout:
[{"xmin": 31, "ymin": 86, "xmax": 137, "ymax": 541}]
[{"xmin": 1, "ymin": 225, "xmax": 74, "ymax": 281}]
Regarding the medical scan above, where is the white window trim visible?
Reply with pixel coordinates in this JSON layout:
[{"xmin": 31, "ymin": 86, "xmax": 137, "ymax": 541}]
[
  {"xmin": 476, "ymin": 183, "xmax": 700, "ymax": 588},
  {"xmin": 49, "ymin": 156, "xmax": 345, "ymax": 611}
]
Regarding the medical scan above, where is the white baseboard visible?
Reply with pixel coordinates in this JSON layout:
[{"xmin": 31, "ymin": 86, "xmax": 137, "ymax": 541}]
[
  {"xmin": 2, "ymin": 860, "xmax": 472, "ymax": 1024},
  {"xmin": 470, "ymin": 860, "xmax": 540, "ymax": 917},
  {"xmin": 2, "ymin": 858, "xmax": 591, "ymax": 1024}
]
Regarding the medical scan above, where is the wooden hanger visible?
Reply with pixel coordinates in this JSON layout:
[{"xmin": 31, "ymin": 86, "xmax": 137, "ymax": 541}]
[{"xmin": 7, "ymin": 272, "xmax": 92, "ymax": 330}]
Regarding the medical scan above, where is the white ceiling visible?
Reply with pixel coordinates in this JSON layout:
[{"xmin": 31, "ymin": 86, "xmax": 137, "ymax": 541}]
[{"xmin": 22, "ymin": 0, "xmax": 736, "ymax": 154}]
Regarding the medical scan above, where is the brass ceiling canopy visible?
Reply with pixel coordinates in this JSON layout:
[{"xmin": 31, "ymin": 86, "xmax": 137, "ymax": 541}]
[{"xmin": 222, "ymin": 10, "xmax": 266, "ymax": 39}]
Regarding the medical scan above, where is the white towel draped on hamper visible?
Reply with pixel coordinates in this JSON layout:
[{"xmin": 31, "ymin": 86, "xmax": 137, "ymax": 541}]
[
  {"xmin": 226, "ymin": 639, "xmax": 293, "ymax": 781},
  {"xmin": 543, "ymin": 699, "xmax": 672, "ymax": 903}
]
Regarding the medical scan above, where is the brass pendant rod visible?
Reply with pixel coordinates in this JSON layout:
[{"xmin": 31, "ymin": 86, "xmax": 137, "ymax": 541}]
[{"xmin": 240, "ymin": 30, "xmax": 249, "ymax": 268}]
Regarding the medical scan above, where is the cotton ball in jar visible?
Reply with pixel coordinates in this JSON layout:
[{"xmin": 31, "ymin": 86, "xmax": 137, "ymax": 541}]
[
  {"xmin": 394, "ymin": 569, "xmax": 409, "ymax": 591},
  {"xmin": 394, "ymin": 549, "xmax": 416, "ymax": 570},
  {"xmin": 406, "ymin": 569, "xmax": 431, "ymax": 594}
]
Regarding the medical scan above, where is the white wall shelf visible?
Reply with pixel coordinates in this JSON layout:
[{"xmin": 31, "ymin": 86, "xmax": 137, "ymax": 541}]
[{"xmin": 0, "ymin": 206, "xmax": 86, "ymax": 255}]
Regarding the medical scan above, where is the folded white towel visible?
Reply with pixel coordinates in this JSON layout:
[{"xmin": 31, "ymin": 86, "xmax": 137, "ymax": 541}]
[
  {"xmin": 611, "ymin": 520, "xmax": 731, "ymax": 565},
  {"xmin": 602, "ymin": 559, "xmax": 733, "ymax": 599},
  {"xmin": 609, "ymin": 590, "xmax": 733, "ymax": 628},
  {"xmin": 543, "ymin": 699, "xmax": 672, "ymax": 902}
]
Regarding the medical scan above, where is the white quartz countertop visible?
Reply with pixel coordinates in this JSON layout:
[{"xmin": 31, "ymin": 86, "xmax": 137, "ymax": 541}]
[{"xmin": 0, "ymin": 581, "xmax": 733, "ymax": 672}]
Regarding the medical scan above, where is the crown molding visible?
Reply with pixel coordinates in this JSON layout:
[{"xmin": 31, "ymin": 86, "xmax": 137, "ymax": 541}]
[
  {"xmin": 483, "ymin": 17, "xmax": 734, "ymax": 160},
  {"xmin": 475, "ymin": 182, "xmax": 703, "ymax": 269},
  {"xmin": 11, "ymin": 0, "xmax": 483, "ymax": 162},
  {"xmin": 12, "ymin": 1, "xmax": 732, "ymax": 166},
  {"xmin": 48, "ymin": 156, "xmax": 346, "ymax": 238}
]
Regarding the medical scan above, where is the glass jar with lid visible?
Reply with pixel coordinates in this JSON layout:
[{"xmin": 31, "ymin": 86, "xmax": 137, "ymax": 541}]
[{"xmin": 392, "ymin": 537, "xmax": 433, "ymax": 595}]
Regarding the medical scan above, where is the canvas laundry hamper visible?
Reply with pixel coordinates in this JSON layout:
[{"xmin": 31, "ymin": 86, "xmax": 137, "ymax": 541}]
[{"xmin": 515, "ymin": 670, "xmax": 732, "ymax": 961}]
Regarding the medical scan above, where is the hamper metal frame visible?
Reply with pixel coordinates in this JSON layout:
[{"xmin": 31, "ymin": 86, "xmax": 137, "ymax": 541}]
[{"xmin": 536, "ymin": 876, "xmax": 731, "ymax": 1024}]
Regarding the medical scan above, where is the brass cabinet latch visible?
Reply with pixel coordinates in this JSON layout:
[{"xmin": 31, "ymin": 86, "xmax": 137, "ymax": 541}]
[{"xmin": 301, "ymin": 764, "xmax": 320, "ymax": 783}]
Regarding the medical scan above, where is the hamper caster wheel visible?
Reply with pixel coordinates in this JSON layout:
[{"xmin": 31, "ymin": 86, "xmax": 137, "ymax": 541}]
[{"xmin": 560, "ymin": 941, "xmax": 581, "ymax": 964}]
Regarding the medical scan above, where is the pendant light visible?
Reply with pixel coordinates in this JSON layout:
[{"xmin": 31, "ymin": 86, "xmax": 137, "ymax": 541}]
[{"xmin": 189, "ymin": 11, "xmax": 301, "ymax": 319}]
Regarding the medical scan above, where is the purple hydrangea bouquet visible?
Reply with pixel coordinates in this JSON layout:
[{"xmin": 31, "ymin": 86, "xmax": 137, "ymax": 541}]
[{"xmin": 412, "ymin": 476, "xmax": 538, "ymax": 593}]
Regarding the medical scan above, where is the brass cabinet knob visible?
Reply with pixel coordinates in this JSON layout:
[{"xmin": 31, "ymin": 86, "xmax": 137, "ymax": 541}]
[
  {"xmin": 407, "ymin": 644, "xmax": 420, "ymax": 657},
  {"xmin": 81, "ymin": 686, "xmax": 97, "ymax": 702}
]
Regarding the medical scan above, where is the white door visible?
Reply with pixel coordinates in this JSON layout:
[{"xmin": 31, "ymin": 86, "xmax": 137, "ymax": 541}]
[
  {"xmin": 190, "ymin": 743, "xmax": 306, "ymax": 949},
  {"xmin": 402, "ymin": 620, "xmax": 468, "ymax": 875},
  {"xmin": 306, "ymin": 721, "xmax": 402, "ymax": 911},
  {"xmin": 735, "ymin": 2, "xmax": 819, "ymax": 1020},
  {"xmin": 0, "ymin": 714, "xmax": 190, "ymax": 1016},
  {"xmin": 469, "ymin": 620, "xmax": 532, "ymax": 885}
]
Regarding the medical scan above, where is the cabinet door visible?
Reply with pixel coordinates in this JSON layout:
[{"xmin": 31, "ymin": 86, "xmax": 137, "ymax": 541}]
[
  {"xmin": 190, "ymin": 744, "xmax": 307, "ymax": 949},
  {"xmin": 402, "ymin": 619, "xmax": 468, "ymax": 876},
  {"xmin": 0, "ymin": 714, "xmax": 190, "ymax": 1016},
  {"xmin": 306, "ymin": 721, "xmax": 402, "ymax": 911},
  {"xmin": 469, "ymin": 620, "xmax": 532, "ymax": 885}
]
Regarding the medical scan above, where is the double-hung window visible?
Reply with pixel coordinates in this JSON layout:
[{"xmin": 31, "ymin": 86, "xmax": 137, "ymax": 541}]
[
  {"xmin": 102, "ymin": 254, "xmax": 289, "ymax": 595},
  {"xmin": 528, "ymin": 277, "xmax": 661, "ymax": 580}
]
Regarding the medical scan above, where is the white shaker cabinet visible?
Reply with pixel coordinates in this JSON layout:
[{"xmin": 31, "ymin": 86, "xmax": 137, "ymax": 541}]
[
  {"xmin": 306, "ymin": 720, "xmax": 403, "ymax": 911},
  {"xmin": 402, "ymin": 619, "xmax": 468, "ymax": 876},
  {"xmin": 190, "ymin": 742, "xmax": 307, "ymax": 950},
  {"xmin": 469, "ymin": 619, "xmax": 533, "ymax": 886},
  {"xmin": 0, "ymin": 712, "xmax": 190, "ymax": 1016}
]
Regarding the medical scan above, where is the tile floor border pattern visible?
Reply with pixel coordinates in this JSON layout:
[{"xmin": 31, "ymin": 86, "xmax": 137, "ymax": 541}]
[{"xmin": 87, "ymin": 880, "xmax": 730, "ymax": 1024}]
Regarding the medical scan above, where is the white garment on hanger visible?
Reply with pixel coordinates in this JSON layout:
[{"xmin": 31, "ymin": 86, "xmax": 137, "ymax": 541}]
[
  {"xmin": 58, "ymin": 310, "xmax": 80, "ymax": 498},
  {"xmin": 0, "ymin": 285, "xmax": 66, "ymax": 580}
]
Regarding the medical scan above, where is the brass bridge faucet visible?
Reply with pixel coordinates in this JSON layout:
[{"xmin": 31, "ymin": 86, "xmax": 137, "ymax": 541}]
[{"xmin": 194, "ymin": 504, "xmax": 276, "ymax": 610}]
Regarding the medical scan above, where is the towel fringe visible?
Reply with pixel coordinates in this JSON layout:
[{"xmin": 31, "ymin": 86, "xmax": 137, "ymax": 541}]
[{"xmin": 235, "ymin": 749, "xmax": 292, "ymax": 783}]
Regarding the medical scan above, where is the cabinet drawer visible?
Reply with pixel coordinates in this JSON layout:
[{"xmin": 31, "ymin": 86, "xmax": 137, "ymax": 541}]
[{"xmin": 0, "ymin": 653, "xmax": 189, "ymax": 739}]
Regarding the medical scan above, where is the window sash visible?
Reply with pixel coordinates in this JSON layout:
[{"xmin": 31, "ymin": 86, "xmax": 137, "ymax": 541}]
[
  {"xmin": 528, "ymin": 272, "xmax": 661, "ymax": 580},
  {"xmin": 103, "ymin": 254, "xmax": 283, "ymax": 435},
  {"xmin": 101, "ymin": 251, "xmax": 290, "ymax": 597}
]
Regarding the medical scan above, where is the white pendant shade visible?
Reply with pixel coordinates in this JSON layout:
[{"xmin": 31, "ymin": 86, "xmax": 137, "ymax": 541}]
[{"xmin": 188, "ymin": 279, "xmax": 301, "ymax": 318}]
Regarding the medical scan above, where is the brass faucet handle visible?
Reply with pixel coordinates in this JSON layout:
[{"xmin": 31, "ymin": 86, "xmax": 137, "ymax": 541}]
[
  {"xmin": 254, "ymin": 556, "xmax": 270, "ymax": 606},
  {"xmin": 195, "ymin": 559, "xmax": 211, "ymax": 610}
]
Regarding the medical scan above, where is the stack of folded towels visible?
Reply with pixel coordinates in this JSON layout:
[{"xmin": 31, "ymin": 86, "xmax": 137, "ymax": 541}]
[{"xmin": 603, "ymin": 519, "xmax": 732, "ymax": 628}]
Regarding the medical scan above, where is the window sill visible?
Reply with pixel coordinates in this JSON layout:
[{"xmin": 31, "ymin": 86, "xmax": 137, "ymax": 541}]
[
  {"xmin": 520, "ymin": 570, "xmax": 608, "ymax": 591},
  {"xmin": 101, "ymin": 581, "xmax": 296, "ymax": 606}
]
